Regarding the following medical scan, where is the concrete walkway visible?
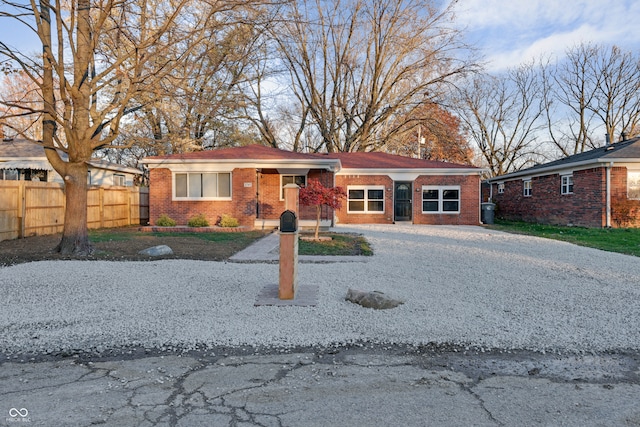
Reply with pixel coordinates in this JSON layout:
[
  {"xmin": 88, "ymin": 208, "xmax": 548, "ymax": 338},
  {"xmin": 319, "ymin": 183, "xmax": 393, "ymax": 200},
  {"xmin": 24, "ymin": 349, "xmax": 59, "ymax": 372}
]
[{"xmin": 229, "ymin": 231, "xmax": 369, "ymax": 263}]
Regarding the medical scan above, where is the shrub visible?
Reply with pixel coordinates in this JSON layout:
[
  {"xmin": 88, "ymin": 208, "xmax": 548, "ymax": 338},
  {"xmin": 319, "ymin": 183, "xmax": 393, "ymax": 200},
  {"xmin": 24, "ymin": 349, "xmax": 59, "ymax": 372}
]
[
  {"xmin": 219, "ymin": 214, "xmax": 239, "ymax": 227},
  {"xmin": 156, "ymin": 214, "xmax": 177, "ymax": 227},
  {"xmin": 187, "ymin": 213, "xmax": 210, "ymax": 227}
]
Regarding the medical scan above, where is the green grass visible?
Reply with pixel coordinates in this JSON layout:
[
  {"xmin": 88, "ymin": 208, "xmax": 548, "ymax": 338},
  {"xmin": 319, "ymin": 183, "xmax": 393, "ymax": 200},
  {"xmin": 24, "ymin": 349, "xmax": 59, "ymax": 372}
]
[
  {"xmin": 488, "ymin": 220, "xmax": 640, "ymax": 257},
  {"xmin": 298, "ymin": 233, "xmax": 373, "ymax": 256},
  {"xmin": 88, "ymin": 227, "xmax": 265, "ymax": 244}
]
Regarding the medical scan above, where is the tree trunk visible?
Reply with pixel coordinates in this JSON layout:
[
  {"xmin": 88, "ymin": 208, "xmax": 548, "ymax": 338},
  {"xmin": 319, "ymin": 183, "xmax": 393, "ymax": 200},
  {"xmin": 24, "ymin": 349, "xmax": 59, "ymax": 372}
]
[{"xmin": 57, "ymin": 163, "xmax": 93, "ymax": 255}]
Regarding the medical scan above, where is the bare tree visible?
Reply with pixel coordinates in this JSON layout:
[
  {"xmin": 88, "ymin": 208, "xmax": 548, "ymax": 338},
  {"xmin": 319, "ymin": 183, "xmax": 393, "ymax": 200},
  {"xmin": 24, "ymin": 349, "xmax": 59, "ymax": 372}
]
[
  {"xmin": 270, "ymin": 0, "xmax": 476, "ymax": 152},
  {"xmin": 0, "ymin": 69, "xmax": 43, "ymax": 139},
  {"xmin": 0, "ymin": 0, "xmax": 228, "ymax": 254},
  {"xmin": 544, "ymin": 45, "xmax": 599, "ymax": 156},
  {"xmin": 542, "ymin": 43, "xmax": 640, "ymax": 157},
  {"xmin": 588, "ymin": 45, "xmax": 640, "ymax": 143},
  {"xmin": 455, "ymin": 64, "xmax": 546, "ymax": 177},
  {"xmin": 119, "ymin": 8, "xmax": 275, "ymax": 158}
]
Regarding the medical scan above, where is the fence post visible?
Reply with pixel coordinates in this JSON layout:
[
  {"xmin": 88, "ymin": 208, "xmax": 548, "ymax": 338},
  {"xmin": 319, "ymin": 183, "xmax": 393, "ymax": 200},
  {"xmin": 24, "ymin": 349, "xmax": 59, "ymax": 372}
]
[
  {"xmin": 99, "ymin": 187, "xmax": 105, "ymax": 228},
  {"xmin": 18, "ymin": 182, "xmax": 26, "ymax": 238}
]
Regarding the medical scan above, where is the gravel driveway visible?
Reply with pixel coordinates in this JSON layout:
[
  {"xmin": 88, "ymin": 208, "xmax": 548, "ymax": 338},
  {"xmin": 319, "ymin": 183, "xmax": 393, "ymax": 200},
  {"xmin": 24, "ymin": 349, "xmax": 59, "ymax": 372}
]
[{"xmin": 2, "ymin": 224, "xmax": 640, "ymax": 356}]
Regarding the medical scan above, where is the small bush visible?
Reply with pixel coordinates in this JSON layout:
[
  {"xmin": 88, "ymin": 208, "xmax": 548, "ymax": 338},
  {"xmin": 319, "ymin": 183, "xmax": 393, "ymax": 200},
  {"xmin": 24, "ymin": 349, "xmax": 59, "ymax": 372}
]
[
  {"xmin": 219, "ymin": 214, "xmax": 239, "ymax": 227},
  {"xmin": 188, "ymin": 213, "xmax": 210, "ymax": 227},
  {"xmin": 156, "ymin": 214, "xmax": 177, "ymax": 227}
]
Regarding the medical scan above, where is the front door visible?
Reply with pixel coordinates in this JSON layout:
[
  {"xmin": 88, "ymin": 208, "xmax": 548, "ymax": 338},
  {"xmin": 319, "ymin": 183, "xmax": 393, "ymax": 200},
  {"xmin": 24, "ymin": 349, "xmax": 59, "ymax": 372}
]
[{"xmin": 394, "ymin": 182, "xmax": 412, "ymax": 221}]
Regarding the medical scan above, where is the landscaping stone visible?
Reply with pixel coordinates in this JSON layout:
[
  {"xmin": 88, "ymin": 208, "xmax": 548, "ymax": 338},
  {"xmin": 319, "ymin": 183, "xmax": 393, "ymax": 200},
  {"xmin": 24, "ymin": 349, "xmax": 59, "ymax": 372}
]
[
  {"xmin": 138, "ymin": 245, "xmax": 174, "ymax": 256},
  {"xmin": 345, "ymin": 288, "xmax": 404, "ymax": 309}
]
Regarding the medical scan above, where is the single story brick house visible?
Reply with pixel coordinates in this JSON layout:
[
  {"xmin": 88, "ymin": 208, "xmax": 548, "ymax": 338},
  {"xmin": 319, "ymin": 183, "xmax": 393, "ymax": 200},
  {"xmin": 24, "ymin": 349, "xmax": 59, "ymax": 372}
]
[
  {"xmin": 486, "ymin": 136, "xmax": 640, "ymax": 227},
  {"xmin": 141, "ymin": 145, "xmax": 485, "ymax": 228}
]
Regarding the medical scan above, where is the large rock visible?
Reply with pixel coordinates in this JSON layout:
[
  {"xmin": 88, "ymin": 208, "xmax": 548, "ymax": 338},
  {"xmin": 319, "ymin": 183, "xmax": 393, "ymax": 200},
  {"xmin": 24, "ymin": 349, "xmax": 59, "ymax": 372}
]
[
  {"xmin": 138, "ymin": 245, "xmax": 174, "ymax": 257},
  {"xmin": 345, "ymin": 288, "xmax": 404, "ymax": 310}
]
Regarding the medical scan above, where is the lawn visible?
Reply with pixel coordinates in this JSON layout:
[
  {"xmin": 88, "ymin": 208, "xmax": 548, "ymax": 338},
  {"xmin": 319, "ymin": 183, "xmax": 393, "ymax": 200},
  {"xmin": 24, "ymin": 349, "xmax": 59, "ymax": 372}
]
[
  {"xmin": 298, "ymin": 232, "xmax": 373, "ymax": 256},
  {"xmin": 86, "ymin": 228, "xmax": 374, "ymax": 258},
  {"xmin": 488, "ymin": 220, "xmax": 640, "ymax": 257}
]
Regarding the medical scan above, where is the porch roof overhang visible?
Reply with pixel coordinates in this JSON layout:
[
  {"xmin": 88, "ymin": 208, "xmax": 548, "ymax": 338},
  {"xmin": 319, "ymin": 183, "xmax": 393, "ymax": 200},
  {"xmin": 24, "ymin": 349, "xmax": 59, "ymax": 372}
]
[{"xmin": 0, "ymin": 160, "xmax": 54, "ymax": 170}]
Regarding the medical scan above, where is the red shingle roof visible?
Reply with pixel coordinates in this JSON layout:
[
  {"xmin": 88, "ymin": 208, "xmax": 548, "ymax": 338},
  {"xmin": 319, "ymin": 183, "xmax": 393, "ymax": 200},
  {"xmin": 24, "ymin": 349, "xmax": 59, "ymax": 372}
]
[
  {"xmin": 144, "ymin": 144, "xmax": 317, "ymax": 161},
  {"xmin": 143, "ymin": 144, "xmax": 479, "ymax": 170}
]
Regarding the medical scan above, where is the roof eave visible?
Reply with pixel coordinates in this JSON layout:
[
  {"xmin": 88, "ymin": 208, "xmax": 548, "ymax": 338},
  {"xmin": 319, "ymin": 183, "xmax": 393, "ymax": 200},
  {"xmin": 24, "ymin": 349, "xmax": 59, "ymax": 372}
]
[
  {"xmin": 487, "ymin": 158, "xmax": 614, "ymax": 182},
  {"xmin": 142, "ymin": 157, "xmax": 342, "ymax": 172},
  {"xmin": 337, "ymin": 167, "xmax": 486, "ymax": 175}
]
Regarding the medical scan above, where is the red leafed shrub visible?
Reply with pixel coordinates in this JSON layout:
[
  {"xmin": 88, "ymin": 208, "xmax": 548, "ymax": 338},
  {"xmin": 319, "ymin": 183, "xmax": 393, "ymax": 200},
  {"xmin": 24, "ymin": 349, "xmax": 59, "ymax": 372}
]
[{"xmin": 299, "ymin": 179, "xmax": 346, "ymax": 239}]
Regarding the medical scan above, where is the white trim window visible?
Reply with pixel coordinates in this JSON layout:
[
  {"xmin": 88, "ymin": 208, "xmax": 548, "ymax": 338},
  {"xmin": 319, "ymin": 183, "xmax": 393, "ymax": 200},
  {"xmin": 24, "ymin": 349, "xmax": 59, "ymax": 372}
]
[
  {"xmin": 497, "ymin": 183, "xmax": 505, "ymax": 194},
  {"xmin": 347, "ymin": 186, "xmax": 385, "ymax": 213},
  {"xmin": 523, "ymin": 180, "xmax": 532, "ymax": 197},
  {"xmin": 422, "ymin": 186, "xmax": 460, "ymax": 214},
  {"xmin": 628, "ymin": 171, "xmax": 640, "ymax": 199},
  {"xmin": 561, "ymin": 174, "xmax": 573, "ymax": 195},
  {"xmin": 281, "ymin": 175, "xmax": 306, "ymax": 199},
  {"xmin": 174, "ymin": 172, "xmax": 231, "ymax": 200}
]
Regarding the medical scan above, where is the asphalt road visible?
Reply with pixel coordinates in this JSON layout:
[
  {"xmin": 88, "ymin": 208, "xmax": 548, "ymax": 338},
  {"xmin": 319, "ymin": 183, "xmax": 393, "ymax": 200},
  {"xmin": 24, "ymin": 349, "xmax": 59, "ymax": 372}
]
[{"xmin": 2, "ymin": 345, "xmax": 639, "ymax": 426}]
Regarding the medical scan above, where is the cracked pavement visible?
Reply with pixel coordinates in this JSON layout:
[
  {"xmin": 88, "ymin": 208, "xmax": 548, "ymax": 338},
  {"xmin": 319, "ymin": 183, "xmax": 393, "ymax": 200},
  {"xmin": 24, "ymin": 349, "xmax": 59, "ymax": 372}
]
[{"xmin": 2, "ymin": 345, "xmax": 640, "ymax": 426}]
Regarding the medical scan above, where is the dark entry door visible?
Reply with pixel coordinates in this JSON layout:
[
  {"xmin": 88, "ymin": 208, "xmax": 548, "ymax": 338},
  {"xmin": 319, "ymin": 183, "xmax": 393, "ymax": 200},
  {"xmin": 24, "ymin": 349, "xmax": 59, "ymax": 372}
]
[{"xmin": 394, "ymin": 182, "xmax": 412, "ymax": 221}]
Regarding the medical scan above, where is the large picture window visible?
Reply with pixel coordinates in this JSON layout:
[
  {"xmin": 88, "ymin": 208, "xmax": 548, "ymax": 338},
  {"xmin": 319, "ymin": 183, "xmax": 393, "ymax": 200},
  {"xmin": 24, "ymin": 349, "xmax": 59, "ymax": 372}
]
[
  {"xmin": 347, "ymin": 186, "xmax": 385, "ymax": 213},
  {"xmin": 174, "ymin": 172, "xmax": 231, "ymax": 199},
  {"xmin": 422, "ymin": 186, "xmax": 460, "ymax": 214},
  {"xmin": 281, "ymin": 175, "xmax": 306, "ymax": 199}
]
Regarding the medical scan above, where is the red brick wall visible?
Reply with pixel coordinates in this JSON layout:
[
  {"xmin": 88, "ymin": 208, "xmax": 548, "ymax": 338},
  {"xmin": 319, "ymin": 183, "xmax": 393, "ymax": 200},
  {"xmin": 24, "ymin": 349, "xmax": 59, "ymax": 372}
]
[
  {"xmin": 148, "ymin": 167, "xmax": 257, "ymax": 227},
  {"xmin": 334, "ymin": 174, "xmax": 481, "ymax": 225},
  {"xmin": 334, "ymin": 175, "xmax": 394, "ymax": 224},
  {"xmin": 413, "ymin": 175, "xmax": 481, "ymax": 225},
  {"xmin": 611, "ymin": 168, "xmax": 640, "ymax": 227},
  {"xmin": 492, "ymin": 167, "xmax": 612, "ymax": 227}
]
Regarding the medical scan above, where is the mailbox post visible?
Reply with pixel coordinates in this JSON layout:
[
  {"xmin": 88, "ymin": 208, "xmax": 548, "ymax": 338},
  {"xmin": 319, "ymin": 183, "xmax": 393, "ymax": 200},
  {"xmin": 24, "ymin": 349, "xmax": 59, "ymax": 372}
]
[{"xmin": 279, "ymin": 184, "xmax": 300, "ymax": 299}]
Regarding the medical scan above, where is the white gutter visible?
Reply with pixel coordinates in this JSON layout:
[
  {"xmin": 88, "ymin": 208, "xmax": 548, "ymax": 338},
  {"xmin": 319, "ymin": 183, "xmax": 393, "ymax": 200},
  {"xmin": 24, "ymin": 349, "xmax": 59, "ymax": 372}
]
[
  {"xmin": 336, "ymin": 168, "xmax": 486, "ymax": 176},
  {"xmin": 606, "ymin": 162, "xmax": 613, "ymax": 227},
  {"xmin": 142, "ymin": 158, "xmax": 342, "ymax": 172}
]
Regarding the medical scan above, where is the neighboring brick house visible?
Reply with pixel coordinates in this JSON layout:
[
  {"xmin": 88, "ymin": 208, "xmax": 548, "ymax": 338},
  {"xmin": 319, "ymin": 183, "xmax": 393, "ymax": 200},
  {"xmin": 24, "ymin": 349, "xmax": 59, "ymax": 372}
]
[
  {"xmin": 486, "ymin": 136, "xmax": 640, "ymax": 228},
  {"xmin": 141, "ymin": 145, "xmax": 485, "ymax": 228}
]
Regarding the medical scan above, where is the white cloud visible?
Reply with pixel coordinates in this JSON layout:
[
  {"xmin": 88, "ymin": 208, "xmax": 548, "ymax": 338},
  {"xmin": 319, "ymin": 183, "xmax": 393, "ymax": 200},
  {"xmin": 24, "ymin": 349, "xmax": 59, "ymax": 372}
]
[{"xmin": 450, "ymin": 0, "xmax": 640, "ymax": 72}]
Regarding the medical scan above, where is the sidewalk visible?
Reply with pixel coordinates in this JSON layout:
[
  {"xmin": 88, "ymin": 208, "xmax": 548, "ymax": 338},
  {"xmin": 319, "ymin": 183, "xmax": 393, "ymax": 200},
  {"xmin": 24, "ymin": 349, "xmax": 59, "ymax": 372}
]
[{"xmin": 229, "ymin": 231, "xmax": 369, "ymax": 263}]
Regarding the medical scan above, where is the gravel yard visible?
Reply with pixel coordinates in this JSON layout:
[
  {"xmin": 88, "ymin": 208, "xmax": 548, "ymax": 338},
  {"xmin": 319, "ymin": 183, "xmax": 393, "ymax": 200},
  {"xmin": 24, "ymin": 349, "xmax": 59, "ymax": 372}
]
[{"xmin": 2, "ymin": 224, "xmax": 640, "ymax": 356}]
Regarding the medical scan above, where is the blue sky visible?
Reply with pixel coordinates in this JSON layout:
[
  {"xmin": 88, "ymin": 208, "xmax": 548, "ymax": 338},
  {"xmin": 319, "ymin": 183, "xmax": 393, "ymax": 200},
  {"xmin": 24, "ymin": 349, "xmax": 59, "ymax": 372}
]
[
  {"xmin": 451, "ymin": 0, "xmax": 640, "ymax": 72},
  {"xmin": 2, "ymin": 0, "xmax": 639, "ymax": 72}
]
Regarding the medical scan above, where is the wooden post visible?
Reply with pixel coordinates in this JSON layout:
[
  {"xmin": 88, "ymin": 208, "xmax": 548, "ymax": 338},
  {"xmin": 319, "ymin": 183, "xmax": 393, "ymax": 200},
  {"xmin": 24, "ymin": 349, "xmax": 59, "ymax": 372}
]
[
  {"xmin": 99, "ymin": 187, "xmax": 105, "ymax": 228},
  {"xmin": 279, "ymin": 184, "xmax": 299, "ymax": 299},
  {"xmin": 18, "ymin": 181, "xmax": 25, "ymax": 238}
]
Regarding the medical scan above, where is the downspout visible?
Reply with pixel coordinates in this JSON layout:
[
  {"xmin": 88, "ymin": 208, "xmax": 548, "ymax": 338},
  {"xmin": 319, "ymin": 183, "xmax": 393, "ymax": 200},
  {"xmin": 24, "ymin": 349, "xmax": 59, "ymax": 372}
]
[
  {"xmin": 255, "ymin": 169, "xmax": 261, "ymax": 229},
  {"xmin": 606, "ymin": 162, "xmax": 612, "ymax": 228},
  {"xmin": 331, "ymin": 167, "xmax": 336, "ymax": 227},
  {"xmin": 488, "ymin": 179, "xmax": 493, "ymax": 202}
]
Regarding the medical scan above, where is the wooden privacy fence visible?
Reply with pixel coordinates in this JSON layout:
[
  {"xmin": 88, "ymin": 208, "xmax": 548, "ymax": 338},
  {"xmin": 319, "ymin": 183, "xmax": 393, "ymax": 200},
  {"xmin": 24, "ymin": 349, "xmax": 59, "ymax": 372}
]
[{"xmin": 0, "ymin": 181, "xmax": 149, "ymax": 242}]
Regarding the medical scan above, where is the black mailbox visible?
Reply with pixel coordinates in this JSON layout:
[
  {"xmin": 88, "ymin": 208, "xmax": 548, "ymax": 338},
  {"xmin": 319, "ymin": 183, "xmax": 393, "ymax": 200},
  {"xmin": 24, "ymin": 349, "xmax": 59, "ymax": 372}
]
[{"xmin": 280, "ymin": 210, "xmax": 297, "ymax": 232}]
